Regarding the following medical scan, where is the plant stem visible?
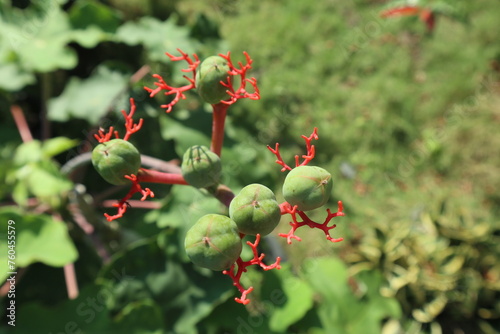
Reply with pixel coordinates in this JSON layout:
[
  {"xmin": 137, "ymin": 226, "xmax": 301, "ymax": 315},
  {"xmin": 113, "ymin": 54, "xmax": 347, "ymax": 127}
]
[
  {"xmin": 137, "ymin": 168, "xmax": 188, "ymax": 185},
  {"xmin": 10, "ymin": 105, "xmax": 33, "ymax": 142},
  {"xmin": 210, "ymin": 103, "xmax": 230, "ymax": 156},
  {"xmin": 63, "ymin": 263, "xmax": 79, "ymax": 299}
]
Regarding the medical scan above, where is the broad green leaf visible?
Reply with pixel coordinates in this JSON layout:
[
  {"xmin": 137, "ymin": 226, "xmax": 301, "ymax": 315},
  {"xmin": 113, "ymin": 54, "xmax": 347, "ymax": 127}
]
[
  {"xmin": 266, "ymin": 265, "xmax": 315, "ymax": 332},
  {"xmin": 99, "ymin": 235, "xmax": 233, "ymax": 334},
  {"xmin": 0, "ymin": 62, "xmax": 35, "ymax": 91},
  {"xmin": 41, "ymin": 136, "xmax": 79, "ymax": 158},
  {"xmin": 0, "ymin": 207, "xmax": 78, "ymax": 282},
  {"xmin": 13, "ymin": 7, "xmax": 78, "ymax": 72},
  {"xmin": 13, "ymin": 140, "xmax": 43, "ymax": 165},
  {"xmin": 26, "ymin": 161, "xmax": 73, "ymax": 200},
  {"xmin": 69, "ymin": 0, "xmax": 121, "ymax": 33},
  {"xmin": 48, "ymin": 65, "xmax": 129, "ymax": 123},
  {"xmin": 116, "ymin": 16, "xmax": 198, "ymax": 61}
]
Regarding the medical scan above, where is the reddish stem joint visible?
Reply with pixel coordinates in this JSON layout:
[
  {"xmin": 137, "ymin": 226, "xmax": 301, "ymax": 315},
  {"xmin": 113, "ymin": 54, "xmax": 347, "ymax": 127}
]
[{"xmin": 223, "ymin": 234, "xmax": 281, "ymax": 305}]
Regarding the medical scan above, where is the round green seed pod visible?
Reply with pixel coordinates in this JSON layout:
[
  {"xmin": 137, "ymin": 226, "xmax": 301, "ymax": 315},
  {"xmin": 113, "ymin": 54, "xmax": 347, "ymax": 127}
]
[
  {"xmin": 184, "ymin": 214, "xmax": 242, "ymax": 271},
  {"xmin": 229, "ymin": 184, "xmax": 281, "ymax": 236},
  {"xmin": 195, "ymin": 55, "xmax": 230, "ymax": 104},
  {"xmin": 91, "ymin": 139, "xmax": 141, "ymax": 185},
  {"xmin": 181, "ymin": 145, "xmax": 221, "ymax": 188},
  {"xmin": 282, "ymin": 165, "xmax": 333, "ymax": 211}
]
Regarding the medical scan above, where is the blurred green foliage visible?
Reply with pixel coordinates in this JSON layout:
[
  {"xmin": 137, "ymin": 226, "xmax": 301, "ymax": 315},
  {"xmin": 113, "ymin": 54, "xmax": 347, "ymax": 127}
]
[{"xmin": 1, "ymin": 0, "xmax": 499, "ymax": 333}]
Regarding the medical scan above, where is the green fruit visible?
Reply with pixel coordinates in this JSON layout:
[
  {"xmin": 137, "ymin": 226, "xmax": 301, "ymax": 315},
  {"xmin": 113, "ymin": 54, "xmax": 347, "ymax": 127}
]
[
  {"xmin": 282, "ymin": 165, "xmax": 333, "ymax": 211},
  {"xmin": 195, "ymin": 55, "xmax": 230, "ymax": 104},
  {"xmin": 184, "ymin": 214, "xmax": 242, "ymax": 271},
  {"xmin": 181, "ymin": 145, "xmax": 221, "ymax": 188},
  {"xmin": 229, "ymin": 184, "xmax": 281, "ymax": 236},
  {"xmin": 92, "ymin": 139, "xmax": 141, "ymax": 185}
]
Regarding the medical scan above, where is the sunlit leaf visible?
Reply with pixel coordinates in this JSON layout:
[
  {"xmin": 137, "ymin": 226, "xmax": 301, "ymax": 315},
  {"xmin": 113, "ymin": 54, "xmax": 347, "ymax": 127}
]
[
  {"xmin": 0, "ymin": 207, "xmax": 78, "ymax": 282},
  {"xmin": 48, "ymin": 65, "xmax": 129, "ymax": 123}
]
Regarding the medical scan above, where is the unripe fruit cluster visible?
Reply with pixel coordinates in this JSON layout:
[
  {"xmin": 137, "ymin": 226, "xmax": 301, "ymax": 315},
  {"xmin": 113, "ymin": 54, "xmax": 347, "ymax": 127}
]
[
  {"xmin": 184, "ymin": 166, "xmax": 333, "ymax": 271},
  {"xmin": 92, "ymin": 139, "xmax": 141, "ymax": 185},
  {"xmin": 185, "ymin": 184, "xmax": 280, "ymax": 270}
]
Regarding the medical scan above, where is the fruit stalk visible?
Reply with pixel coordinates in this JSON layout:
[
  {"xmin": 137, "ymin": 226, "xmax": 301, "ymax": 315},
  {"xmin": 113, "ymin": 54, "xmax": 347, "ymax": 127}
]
[{"xmin": 210, "ymin": 102, "xmax": 230, "ymax": 156}]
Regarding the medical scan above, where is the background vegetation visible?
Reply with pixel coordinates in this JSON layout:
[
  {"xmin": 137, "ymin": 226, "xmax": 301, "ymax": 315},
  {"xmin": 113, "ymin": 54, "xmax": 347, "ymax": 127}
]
[{"xmin": 0, "ymin": 0, "xmax": 499, "ymax": 333}]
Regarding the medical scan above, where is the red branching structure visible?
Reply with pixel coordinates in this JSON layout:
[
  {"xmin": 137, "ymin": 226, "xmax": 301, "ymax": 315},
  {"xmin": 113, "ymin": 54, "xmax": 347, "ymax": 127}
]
[
  {"xmin": 268, "ymin": 127, "xmax": 344, "ymax": 244},
  {"xmin": 267, "ymin": 127, "xmax": 319, "ymax": 171},
  {"xmin": 143, "ymin": 49, "xmax": 259, "ymax": 113},
  {"xmin": 144, "ymin": 49, "xmax": 260, "ymax": 157},
  {"xmin": 94, "ymin": 98, "xmax": 143, "ymax": 143},
  {"xmin": 93, "ymin": 98, "xmax": 192, "ymax": 221},
  {"xmin": 103, "ymin": 174, "xmax": 154, "ymax": 221},
  {"xmin": 223, "ymin": 234, "xmax": 281, "ymax": 305},
  {"xmin": 144, "ymin": 49, "xmax": 200, "ymax": 113},
  {"xmin": 218, "ymin": 51, "xmax": 260, "ymax": 105},
  {"xmin": 380, "ymin": 6, "xmax": 436, "ymax": 32},
  {"xmin": 279, "ymin": 201, "xmax": 344, "ymax": 244}
]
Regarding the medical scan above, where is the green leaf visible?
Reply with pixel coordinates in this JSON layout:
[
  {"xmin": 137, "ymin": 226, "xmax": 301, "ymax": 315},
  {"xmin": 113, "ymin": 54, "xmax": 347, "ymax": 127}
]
[
  {"xmin": 114, "ymin": 299, "xmax": 165, "ymax": 334},
  {"xmin": 69, "ymin": 0, "xmax": 121, "ymax": 33},
  {"xmin": 13, "ymin": 140, "xmax": 43, "ymax": 165},
  {"xmin": 0, "ymin": 62, "xmax": 36, "ymax": 91},
  {"xmin": 11, "ymin": 7, "xmax": 78, "ymax": 72},
  {"xmin": 25, "ymin": 161, "xmax": 73, "ymax": 200},
  {"xmin": 116, "ymin": 16, "xmax": 198, "ymax": 62},
  {"xmin": 48, "ymin": 65, "xmax": 129, "ymax": 123},
  {"xmin": 266, "ymin": 264, "xmax": 315, "ymax": 332},
  {"xmin": 301, "ymin": 257, "xmax": 401, "ymax": 334},
  {"xmin": 42, "ymin": 136, "xmax": 79, "ymax": 158},
  {"xmin": 0, "ymin": 207, "xmax": 78, "ymax": 282},
  {"xmin": 99, "ymin": 234, "xmax": 233, "ymax": 333}
]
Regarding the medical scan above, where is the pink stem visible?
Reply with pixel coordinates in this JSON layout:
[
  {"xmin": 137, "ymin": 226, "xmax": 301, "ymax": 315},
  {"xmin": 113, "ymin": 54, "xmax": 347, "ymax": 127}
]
[
  {"xmin": 210, "ymin": 103, "xmax": 230, "ymax": 156},
  {"xmin": 137, "ymin": 168, "xmax": 188, "ymax": 185},
  {"xmin": 11, "ymin": 105, "xmax": 33, "ymax": 142},
  {"xmin": 63, "ymin": 263, "xmax": 79, "ymax": 299}
]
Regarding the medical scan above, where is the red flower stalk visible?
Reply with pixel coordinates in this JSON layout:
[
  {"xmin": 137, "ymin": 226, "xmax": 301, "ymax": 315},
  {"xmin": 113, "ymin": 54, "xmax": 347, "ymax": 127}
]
[
  {"xmin": 223, "ymin": 234, "xmax": 281, "ymax": 305},
  {"xmin": 267, "ymin": 127, "xmax": 319, "ymax": 172},
  {"xmin": 380, "ymin": 6, "xmax": 436, "ymax": 32},
  {"xmin": 94, "ymin": 98, "xmax": 143, "ymax": 143},
  {"xmin": 279, "ymin": 201, "xmax": 345, "ymax": 244}
]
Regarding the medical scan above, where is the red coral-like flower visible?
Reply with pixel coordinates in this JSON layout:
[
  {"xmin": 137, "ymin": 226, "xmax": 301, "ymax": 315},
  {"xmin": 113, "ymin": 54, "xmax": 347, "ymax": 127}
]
[
  {"xmin": 267, "ymin": 127, "xmax": 318, "ymax": 172},
  {"xmin": 268, "ymin": 128, "xmax": 344, "ymax": 244},
  {"xmin": 279, "ymin": 201, "xmax": 344, "ymax": 244},
  {"xmin": 144, "ymin": 49, "xmax": 260, "ymax": 113},
  {"xmin": 223, "ymin": 234, "xmax": 281, "ymax": 305},
  {"xmin": 94, "ymin": 98, "xmax": 143, "ymax": 143}
]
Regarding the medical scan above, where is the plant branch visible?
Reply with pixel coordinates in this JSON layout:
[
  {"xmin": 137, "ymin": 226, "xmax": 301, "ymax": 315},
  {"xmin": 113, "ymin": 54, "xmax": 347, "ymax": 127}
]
[
  {"xmin": 10, "ymin": 105, "xmax": 33, "ymax": 142},
  {"xmin": 210, "ymin": 103, "xmax": 230, "ymax": 156}
]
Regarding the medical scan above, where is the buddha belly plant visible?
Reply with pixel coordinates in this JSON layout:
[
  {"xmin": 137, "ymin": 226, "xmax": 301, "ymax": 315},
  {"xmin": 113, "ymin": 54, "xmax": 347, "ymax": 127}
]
[{"xmin": 90, "ymin": 49, "xmax": 345, "ymax": 304}]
